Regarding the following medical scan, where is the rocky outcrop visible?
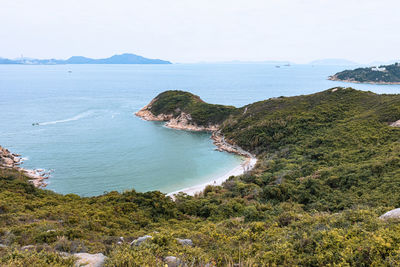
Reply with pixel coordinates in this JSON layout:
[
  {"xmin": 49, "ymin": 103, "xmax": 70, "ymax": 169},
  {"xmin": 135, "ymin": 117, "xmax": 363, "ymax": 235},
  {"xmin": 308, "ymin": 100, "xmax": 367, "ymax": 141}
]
[
  {"xmin": 0, "ymin": 145, "xmax": 49, "ymax": 187},
  {"xmin": 390, "ymin": 120, "xmax": 400, "ymax": 127},
  {"xmin": 328, "ymin": 75, "xmax": 357, "ymax": 83},
  {"xmin": 176, "ymin": 238, "xmax": 193, "ymax": 246},
  {"xmin": 380, "ymin": 208, "xmax": 400, "ymax": 221},
  {"xmin": 135, "ymin": 99, "xmax": 219, "ymax": 132},
  {"xmin": 164, "ymin": 256, "xmax": 182, "ymax": 267},
  {"xmin": 211, "ymin": 132, "xmax": 254, "ymax": 158},
  {"xmin": 0, "ymin": 146, "xmax": 21, "ymax": 168},
  {"xmin": 73, "ymin": 253, "xmax": 107, "ymax": 267},
  {"xmin": 165, "ymin": 112, "xmax": 219, "ymax": 131},
  {"xmin": 130, "ymin": 235, "xmax": 152, "ymax": 246},
  {"xmin": 21, "ymin": 245, "xmax": 35, "ymax": 251},
  {"xmin": 135, "ymin": 98, "xmax": 173, "ymax": 121}
]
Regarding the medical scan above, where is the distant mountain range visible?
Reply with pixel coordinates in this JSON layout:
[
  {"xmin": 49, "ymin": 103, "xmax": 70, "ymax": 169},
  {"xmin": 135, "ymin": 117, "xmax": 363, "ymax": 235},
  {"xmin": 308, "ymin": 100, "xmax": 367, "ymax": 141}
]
[{"xmin": 0, "ymin": 53, "xmax": 172, "ymax": 65}]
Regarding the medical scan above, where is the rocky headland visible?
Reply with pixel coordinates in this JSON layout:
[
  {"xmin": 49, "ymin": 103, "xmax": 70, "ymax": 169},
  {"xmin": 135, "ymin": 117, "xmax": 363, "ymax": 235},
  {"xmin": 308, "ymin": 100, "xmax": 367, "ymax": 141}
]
[
  {"xmin": 135, "ymin": 94, "xmax": 254, "ymax": 158},
  {"xmin": 135, "ymin": 98, "xmax": 220, "ymax": 132},
  {"xmin": 0, "ymin": 146, "xmax": 49, "ymax": 187}
]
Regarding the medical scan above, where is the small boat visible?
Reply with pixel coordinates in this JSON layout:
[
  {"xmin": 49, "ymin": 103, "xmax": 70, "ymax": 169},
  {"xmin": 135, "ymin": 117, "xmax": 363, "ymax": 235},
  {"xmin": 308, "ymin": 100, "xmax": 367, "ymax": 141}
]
[
  {"xmin": 32, "ymin": 123, "xmax": 39, "ymax": 126},
  {"xmin": 68, "ymin": 70, "xmax": 72, "ymax": 73},
  {"xmin": 275, "ymin": 65, "xmax": 280, "ymax": 68}
]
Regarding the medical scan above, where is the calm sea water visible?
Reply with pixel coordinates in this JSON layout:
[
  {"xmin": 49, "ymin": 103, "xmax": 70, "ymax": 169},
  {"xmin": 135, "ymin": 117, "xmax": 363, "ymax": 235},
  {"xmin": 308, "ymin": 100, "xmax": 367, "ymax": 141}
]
[{"xmin": 1, "ymin": 64, "xmax": 399, "ymax": 196}]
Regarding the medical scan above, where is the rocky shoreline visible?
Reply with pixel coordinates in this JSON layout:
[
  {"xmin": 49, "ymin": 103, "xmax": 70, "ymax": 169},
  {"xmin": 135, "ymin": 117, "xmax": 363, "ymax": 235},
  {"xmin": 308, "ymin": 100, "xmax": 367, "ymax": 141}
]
[
  {"xmin": 211, "ymin": 131, "xmax": 253, "ymax": 157},
  {"xmin": 0, "ymin": 146, "xmax": 50, "ymax": 187},
  {"xmin": 328, "ymin": 75, "xmax": 400, "ymax": 85},
  {"xmin": 135, "ymin": 102, "xmax": 255, "ymax": 158},
  {"xmin": 135, "ymin": 98, "xmax": 219, "ymax": 132}
]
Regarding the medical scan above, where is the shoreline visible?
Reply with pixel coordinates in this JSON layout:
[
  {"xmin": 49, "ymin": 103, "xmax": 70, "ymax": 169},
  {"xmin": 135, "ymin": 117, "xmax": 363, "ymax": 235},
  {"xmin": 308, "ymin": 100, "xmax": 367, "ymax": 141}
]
[
  {"xmin": 135, "ymin": 105, "xmax": 258, "ymax": 197},
  {"xmin": 167, "ymin": 156, "xmax": 257, "ymax": 197},
  {"xmin": 328, "ymin": 76, "xmax": 400, "ymax": 85},
  {"xmin": 0, "ymin": 146, "xmax": 50, "ymax": 188}
]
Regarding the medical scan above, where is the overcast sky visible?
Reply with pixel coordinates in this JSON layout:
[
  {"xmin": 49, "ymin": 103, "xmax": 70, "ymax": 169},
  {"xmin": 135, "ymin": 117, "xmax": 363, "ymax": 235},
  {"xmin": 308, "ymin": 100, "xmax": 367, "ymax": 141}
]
[{"xmin": 1, "ymin": 0, "xmax": 399, "ymax": 63}]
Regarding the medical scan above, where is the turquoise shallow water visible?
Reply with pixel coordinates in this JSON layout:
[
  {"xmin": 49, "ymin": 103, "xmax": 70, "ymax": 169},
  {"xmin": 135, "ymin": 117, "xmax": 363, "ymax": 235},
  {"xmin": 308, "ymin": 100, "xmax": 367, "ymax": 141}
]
[{"xmin": 0, "ymin": 64, "xmax": 399, "ymax": 196}]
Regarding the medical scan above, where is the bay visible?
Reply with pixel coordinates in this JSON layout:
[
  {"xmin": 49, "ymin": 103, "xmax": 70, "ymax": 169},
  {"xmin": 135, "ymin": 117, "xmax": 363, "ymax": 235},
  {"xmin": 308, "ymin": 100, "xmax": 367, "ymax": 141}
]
[{"xmin": 0, "ymin": 63, "xmax": 398, "ymax": 196}]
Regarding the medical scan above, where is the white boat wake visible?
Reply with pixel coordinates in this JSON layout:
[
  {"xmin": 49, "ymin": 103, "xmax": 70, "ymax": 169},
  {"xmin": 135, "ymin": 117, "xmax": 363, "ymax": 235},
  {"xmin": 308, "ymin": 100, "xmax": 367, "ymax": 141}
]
[{"xmin": 35, "ymin": 110, "xmax": 96, "ymax": 126}]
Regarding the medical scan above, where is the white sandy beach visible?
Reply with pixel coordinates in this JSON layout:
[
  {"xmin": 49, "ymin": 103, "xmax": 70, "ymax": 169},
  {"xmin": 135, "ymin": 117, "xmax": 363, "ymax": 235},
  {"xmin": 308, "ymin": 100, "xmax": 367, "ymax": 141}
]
[{"xmin": 167, "ymin": 157, "xmax": 257, "ymax": 197}]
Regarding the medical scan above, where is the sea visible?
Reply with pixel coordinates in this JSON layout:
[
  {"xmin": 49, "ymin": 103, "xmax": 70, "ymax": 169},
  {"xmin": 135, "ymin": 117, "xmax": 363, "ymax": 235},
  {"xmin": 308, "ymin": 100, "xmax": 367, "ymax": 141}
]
[{"xmin": 1, "ymin": 63, "xmax": 399, "ymax": 196}]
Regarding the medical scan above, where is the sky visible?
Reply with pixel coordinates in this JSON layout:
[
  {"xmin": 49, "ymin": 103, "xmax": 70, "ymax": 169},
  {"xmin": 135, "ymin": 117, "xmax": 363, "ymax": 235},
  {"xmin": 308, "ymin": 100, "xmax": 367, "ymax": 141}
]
[{"xmin": 1, "ymin": 0, "xmax": 399, "ymax": 63}]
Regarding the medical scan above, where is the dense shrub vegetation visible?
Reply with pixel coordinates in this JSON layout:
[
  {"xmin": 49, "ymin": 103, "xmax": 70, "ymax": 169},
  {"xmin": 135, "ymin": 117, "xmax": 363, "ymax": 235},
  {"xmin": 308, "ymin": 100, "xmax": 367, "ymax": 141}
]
[
  {"xmin": 332, "ymin": 63, "xmax": 400, "ymax": 83},
  {"xmin": 221, "ymin": 88, "xmax": 400, "ymax": 211},
  {"xmin": 1, "ymin": 87, "xmax": 400, "ymax": 266},
  {"xmin": 150, "ymin": 90, "xmax": 237, "ymax": 125}
]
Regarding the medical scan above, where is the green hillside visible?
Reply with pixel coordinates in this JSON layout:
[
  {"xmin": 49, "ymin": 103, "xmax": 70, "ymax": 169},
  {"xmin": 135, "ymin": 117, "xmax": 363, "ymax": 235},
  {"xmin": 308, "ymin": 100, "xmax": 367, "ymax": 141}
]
[{"xmin": 1, "ymin": 87, "xmax": 400, "ymax": 266}]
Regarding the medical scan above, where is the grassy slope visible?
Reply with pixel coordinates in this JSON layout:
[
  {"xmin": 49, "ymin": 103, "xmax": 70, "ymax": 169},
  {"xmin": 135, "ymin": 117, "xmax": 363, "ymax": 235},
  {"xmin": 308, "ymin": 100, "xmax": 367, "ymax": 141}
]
[
  {"xmin": 1, "ymin": 87, "xmax": 400, "ymax": 266},
  {"xmin": 333, "ymin": 63, "xmax": 400, "ymax": 83}
]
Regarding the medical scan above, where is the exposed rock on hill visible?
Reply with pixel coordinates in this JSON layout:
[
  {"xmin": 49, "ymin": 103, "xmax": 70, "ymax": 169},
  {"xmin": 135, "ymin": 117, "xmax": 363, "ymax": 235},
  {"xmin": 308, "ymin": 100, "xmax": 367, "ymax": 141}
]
[
  {"xmin": 0, "ymin": 145, "xmax": 49, "ymax": 187},
  {"xmin": 380, "ymin": 208, "xmax": 400, "ymax": 221}
]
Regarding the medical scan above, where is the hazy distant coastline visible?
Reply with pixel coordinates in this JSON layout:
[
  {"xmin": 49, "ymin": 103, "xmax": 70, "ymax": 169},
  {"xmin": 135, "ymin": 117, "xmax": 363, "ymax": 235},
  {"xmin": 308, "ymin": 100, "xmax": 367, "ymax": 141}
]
[{"xmin": 0, "ymin": 53, "xmax": 171, "ymax": 65}]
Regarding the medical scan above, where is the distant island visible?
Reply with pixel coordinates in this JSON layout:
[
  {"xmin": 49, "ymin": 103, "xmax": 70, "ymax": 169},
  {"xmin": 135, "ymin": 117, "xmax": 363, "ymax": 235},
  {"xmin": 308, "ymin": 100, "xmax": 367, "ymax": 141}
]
[
  {"xmin": 329, "ymin": 63, "xmax": 400, "ymax": 84},
  {"xmin": 0, "ymin": 53, "xmax": 171, "ymax": 65}
]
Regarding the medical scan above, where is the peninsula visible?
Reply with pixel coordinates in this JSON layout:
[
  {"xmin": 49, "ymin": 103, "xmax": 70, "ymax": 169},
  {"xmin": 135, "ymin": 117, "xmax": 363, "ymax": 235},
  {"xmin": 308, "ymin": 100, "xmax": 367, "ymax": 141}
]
[
  {"xmin": 0, "ymin": 53, "xmax": 171, "ymax": 65},
  {"xmin": 1, "ymin": 87, "xmax": 400, "ymax": 266},
  {"xmin": 329, "ymin": 62, "xmax": 400, "ymax": 84}
]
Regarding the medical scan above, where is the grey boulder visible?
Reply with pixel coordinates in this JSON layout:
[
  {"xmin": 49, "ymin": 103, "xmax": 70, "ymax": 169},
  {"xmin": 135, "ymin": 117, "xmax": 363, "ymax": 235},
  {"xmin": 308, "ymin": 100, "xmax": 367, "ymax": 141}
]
[
  {"xmin": 164, "ymin": 256, "xmax": 182, "ymax": 267},
  {"xmin": 73, "ymin": 252, "xmax": 107, "ymax": 267},
  {"xmin": 176, "ymin": 238, "xmax": 193, "ymax": 246},
  {"xmin": 130, "ymin": 235, "xmax": 152, "ymax": 246},
  {"xmin": 380, "ymin": 208, "xmax": 400, "ymax": 221}
]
